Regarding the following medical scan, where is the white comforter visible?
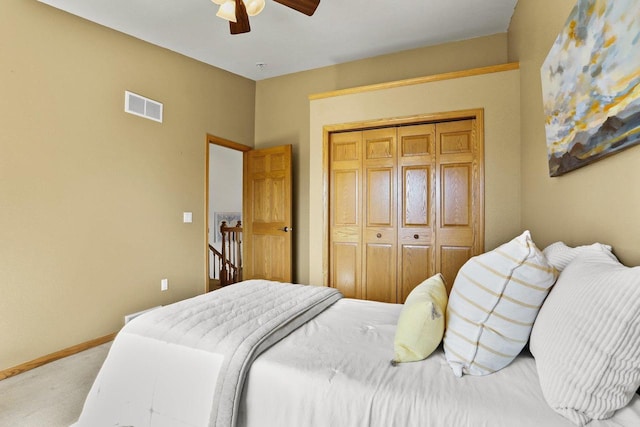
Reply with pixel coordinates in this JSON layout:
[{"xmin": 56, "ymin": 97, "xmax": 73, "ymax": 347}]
[
  {"xmin": 72, "ymin": 280, "xmax": 341, "ymax": 427},
  {"xmin": 238, "ymin": 298, "xmax": 640, "ymax": 427},
  {"xmin": 73, "ymin": 284, "xmax": 640, "ymax": 427}
]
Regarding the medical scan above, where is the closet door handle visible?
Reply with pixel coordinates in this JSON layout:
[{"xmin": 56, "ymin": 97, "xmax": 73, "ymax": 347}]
[
  {"xmin": 414, "ymin": 234, "xmax": 419, "ymax": 239},
  {"xmin": 376, "ymin": 233, "xmax": 382, "ymax": 238}
]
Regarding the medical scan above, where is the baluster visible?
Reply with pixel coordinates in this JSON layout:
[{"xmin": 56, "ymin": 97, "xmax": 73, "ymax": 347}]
[
  {"xmin": 220, "ymin": 221, "xmax": 228, "ymax": 286},
  {"xmin": 237, "ymin": 221, "xmax": 243, "ymax": 281}
]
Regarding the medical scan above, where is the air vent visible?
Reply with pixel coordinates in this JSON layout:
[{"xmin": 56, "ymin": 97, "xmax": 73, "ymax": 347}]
[
  {"xmin": 124, "ymin": 91, "xmax": 163, "ymax": 123},
  {"xmin": 123, "ymin": 306, "xmax": 162, "ymax": 325}
]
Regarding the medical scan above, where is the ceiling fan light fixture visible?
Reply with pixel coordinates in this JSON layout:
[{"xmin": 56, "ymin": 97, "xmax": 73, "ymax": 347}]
[
  {"xmin": 244, "ymin": 0, "xmax": 265, "ymax": 17},
  {"xmin": 216, "ymin": 1, "xmax": 237, "ymax": 22},
  {"xmin": 214, "ymin": 0, "xmax": 320, "ymax": 34}
]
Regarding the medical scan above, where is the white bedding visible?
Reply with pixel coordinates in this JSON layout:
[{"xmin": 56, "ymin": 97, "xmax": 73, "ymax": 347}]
[
  {"xmin": 72, "ymin": 281, "xmax": 341, "ymax": 427},
  {"xmin": 239, "ymin": 298, "xmax": 640, "ymax": 427},
  {"xmin": 73, "ymin": 289, "xmax": 640, "ymax": 427}
]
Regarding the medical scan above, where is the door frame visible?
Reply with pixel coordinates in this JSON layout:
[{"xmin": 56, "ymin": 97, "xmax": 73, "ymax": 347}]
[
  {"xmin": 321, "ymin": 108, "xmax": 485, "ymax": 287},
  {"xmin": 205, "ymin": 134, "xmax": 252, "ymax": 292}
]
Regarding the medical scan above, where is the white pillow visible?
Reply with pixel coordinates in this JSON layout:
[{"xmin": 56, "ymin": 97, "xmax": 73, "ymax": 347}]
[
  {"xmin": 530, "ymin": 250, "xmax": 640, "ymax": 426},
  {"xmin": 443, "ymin": 230, "xmax": 557, "ymax": 376},
  {"xmin": 392, "ymin": 274, "xmax": 448, "ymax": 364},
  {"xmin": 543, "ymin": 241, "xmax": 614, "ymax": 271}
]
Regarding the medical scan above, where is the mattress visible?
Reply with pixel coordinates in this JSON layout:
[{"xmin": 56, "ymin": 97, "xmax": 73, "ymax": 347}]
[{"xmin": 238, "ymin": 298, "xmax": 640, "ymax": 427}]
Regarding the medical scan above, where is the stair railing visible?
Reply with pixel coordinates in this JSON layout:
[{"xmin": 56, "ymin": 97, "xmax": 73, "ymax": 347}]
[
  {"xmin": 209, "ymin": 244, "xmax": 224, "ymax": 282},
  {"xmin": 217, "ymin": 220, "xmax": 243, "ymax": 286}
]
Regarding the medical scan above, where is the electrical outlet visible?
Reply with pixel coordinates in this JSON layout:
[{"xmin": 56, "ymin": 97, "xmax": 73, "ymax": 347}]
[{"xmin": 161, "ymin": 278, "xmax": 168, "ymax": 291}]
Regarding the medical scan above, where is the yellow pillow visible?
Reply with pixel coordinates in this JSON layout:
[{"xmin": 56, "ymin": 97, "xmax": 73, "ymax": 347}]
[{"xmin": 392, "ymin": 274, "xmax": 448, "ymax": 364}]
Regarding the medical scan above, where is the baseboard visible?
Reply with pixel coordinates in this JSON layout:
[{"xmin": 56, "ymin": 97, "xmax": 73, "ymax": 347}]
[{"xmin": 0, "ymin": 332, "xmax": 117, "ymax": 381}]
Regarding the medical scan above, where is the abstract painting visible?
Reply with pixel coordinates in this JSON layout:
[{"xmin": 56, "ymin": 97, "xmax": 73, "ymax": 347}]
[{"xmin": 541, "ymin": 0, "xmax": 640, "ymax": 177}]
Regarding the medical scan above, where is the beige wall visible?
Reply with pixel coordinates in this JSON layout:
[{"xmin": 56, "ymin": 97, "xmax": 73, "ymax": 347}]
[
  {"xmin": 308, "ymin": 70, "xmax": 521, "ymax": 285},
  {"xmin": 11, "ymin": 0, "xmax": 638, "ymax": 373},
  {"xmin": 255, "ymin": 34, "xmax": 509, "ymax": 283},
  {"xmin": 0, "ymin": 0, "xmax": 255, "ymax": 370},
  {"xmin": 509, "ymin": 0, "xmax": 640, "ymax": 266}
]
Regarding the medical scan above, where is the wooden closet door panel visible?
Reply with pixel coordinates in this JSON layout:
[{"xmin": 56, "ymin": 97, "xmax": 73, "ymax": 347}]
[
  {"xmin": 439, "ymin": 245, "xmax": 471, "ymax": 294},
  {"xmin": 435, "ymin": 119, "xmax": 483, "ymax": 288},
  {"xmin": 397, "ymin": 124, "xmax": 436, "ymax": 301},
  {"xmin": 403, "ymin": 166, "xmax": 430, "ymax": 226},
  {"xmin": 331, "ymin": 242, "xmax": 359, "ymax": 298},
  {"xmin": 441, "ymin": 164, "xmax": 471, "ymax": 226},
  {"xmin": 399, "ymin": 245, "xmax": 433, "ymax": 301},
  {"xmin": 333, "ymin": 170, "xmax": 358, "ymax": 225},
  {"xmin": 362, "ymin": 128, "xmax": 397, "ymax": 303},
  {"xmin": 329, "ymin": 131, "xmax": 363, "ymax": 298},
  {"xmin": 365, "ymin": 243, "xmax": 395, "ymax": 302},
  {"xmin": 367, "ymin": 168, "xmax": 393, "ymax": 226}
]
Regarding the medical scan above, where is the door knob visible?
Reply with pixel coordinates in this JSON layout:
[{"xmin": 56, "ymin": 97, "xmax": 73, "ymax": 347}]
[
  {"xmin": 280, "ymin": 226, "xmax": 293, "ymax": 232},
  {"xmin": 376, "ymin": 233, "xmax": 382, "ymax": 238},
  {"xmin": 414, "ymin": 234, "xmax": 419, "ymax": 239}
]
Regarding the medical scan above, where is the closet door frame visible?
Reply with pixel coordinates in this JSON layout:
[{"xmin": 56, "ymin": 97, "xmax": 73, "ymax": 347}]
[{"xmin": 322, "ymin": 108, "xmax": 485, "ymax": 289}]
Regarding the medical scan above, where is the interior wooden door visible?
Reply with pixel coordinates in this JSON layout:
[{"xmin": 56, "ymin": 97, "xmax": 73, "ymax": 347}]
[
  {"xmin": 434, "ymin": 119, "xmax": 482, "ymax": 292},
  {"xmin": 329, "ymin": 131, "xmax": 363, "ymax": 298},
  {"xmin": 397, "ymin": 124, "xmax": 436, "ymax": 302},
  {"xmin": 243, "ymin": 145, "xmax": 292, "ymax": 282},
  {"xmin": 362, "ymin": 128, "xmax": 397, "ymax": 303}
]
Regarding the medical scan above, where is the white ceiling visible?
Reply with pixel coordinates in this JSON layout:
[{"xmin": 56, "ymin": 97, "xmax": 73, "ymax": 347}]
[{"xmin": 37, "ymin": 0, "xmax": 518, "ymax": 81}]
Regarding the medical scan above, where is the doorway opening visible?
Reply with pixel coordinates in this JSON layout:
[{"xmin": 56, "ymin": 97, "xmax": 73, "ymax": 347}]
[{"xmin": 205, "ymin": 134, "xmax": 251, "ymax": 292}]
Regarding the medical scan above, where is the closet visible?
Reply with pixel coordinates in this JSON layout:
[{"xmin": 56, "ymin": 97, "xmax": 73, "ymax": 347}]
[{"xmin": 328, "ymin": 118, "xmax": 483, "ymax": 303}]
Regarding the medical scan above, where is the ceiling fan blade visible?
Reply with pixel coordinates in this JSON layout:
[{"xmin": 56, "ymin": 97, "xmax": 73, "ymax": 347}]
[
  {"xmin": 230, "ymin": 0, "xmax": 251, "ymax": 34},
  {"xmin": 273, "ymin": 0, "xmax": 320, "ymax": 16}
]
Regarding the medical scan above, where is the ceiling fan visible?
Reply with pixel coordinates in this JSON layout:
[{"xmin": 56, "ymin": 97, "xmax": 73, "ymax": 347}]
[{"xmin": 212, "ymin": 0, "xmax": 320, "ymax": 35}]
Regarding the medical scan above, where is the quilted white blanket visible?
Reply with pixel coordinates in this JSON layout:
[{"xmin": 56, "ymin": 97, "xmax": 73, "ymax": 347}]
[{"xmin": 72, "ymin": 280, "xmax": 342, "ymax": 427}]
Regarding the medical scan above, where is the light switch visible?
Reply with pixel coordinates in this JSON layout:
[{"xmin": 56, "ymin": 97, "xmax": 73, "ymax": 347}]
[
  {"xmin": 183, "ymin": 212, "xmax": 193, "ymax": 223},
  {"xmin": 161, "ymin": 278, "xmax": 168, "ymax": 291}
]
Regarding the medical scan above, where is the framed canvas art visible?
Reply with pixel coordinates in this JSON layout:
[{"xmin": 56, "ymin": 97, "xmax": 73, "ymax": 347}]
[
  {"xmin": 214, "ymin": 212, "xmax": 241, "ymax": 242},
  {"xmin": 541, "ymin": 0, "xmax": 640, "ymax": 177}
]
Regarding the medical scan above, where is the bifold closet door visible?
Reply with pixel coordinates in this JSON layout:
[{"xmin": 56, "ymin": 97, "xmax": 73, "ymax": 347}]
[
  {"xmin": 435, "ymin": 119, "xmax": 482, "ymax": 293},
  {"xmin": 362, "ymin": 128, "xmax": 397, "ymax": 303},
  {"xmin": 328, "ymin": 117, "xmax": 483, "ymax": 302},
  {"xmin": 397, "ymin": 124, "xmax": 436, "ymax": 302},
  {"xmin": 329, "ymin": 131, "xmax": 363, "ymax": 299}
]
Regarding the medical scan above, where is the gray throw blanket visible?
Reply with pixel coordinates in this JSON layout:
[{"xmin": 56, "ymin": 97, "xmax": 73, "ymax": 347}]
[{"xmin": 124, "ymin": 280, "xmax": 343, "ymax": 427}]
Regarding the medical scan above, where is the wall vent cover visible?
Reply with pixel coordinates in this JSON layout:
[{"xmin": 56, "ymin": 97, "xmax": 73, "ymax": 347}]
[
  {"xmin": 125, "ymin": 91, "xmax": 163, "ymax": 123},
  {"xmin": 123, "ymin": 306, "xmax": 162, "ymax": 324}
]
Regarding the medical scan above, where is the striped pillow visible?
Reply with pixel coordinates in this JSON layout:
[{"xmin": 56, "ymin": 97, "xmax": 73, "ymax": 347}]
[
  {"xmin": 443, "ymin": 230, "xmax": 557, "ymax": 377},
  {"xmin": 530, "ymin": 250, "xmax": 640, "ymax": 425},
  {"xmin": 543, "ymin": 241, "xmax": 614, "ymax": 272}
]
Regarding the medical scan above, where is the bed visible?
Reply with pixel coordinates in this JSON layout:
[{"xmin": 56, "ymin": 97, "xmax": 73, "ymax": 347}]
[{"xmin": 73, "ymin": 235, "xmax": 640, "ymax": 427}]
